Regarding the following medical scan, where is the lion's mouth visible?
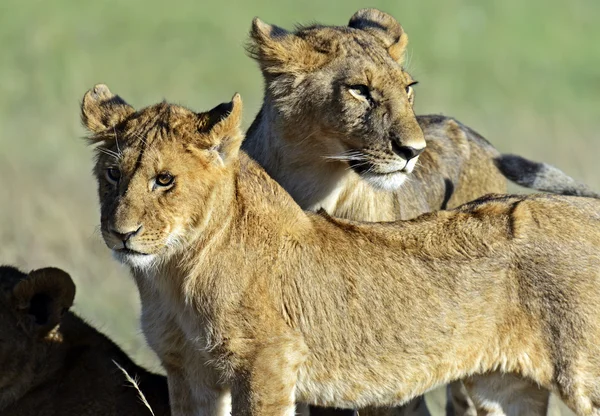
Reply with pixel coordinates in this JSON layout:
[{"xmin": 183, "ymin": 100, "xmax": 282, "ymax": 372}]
[
  {"xmin": 114, "ymin": 247, "xmax": 150, "ymax": 256},
  {"xmin": 347, "ymin": 159, "xmax": 408, "ymax": 176}
]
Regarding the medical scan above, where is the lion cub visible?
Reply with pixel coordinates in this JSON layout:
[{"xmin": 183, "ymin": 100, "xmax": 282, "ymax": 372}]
[
  {"xmin": 83, "ymin": 85, "xmax": 600, "ymax": 416},
  {"xmin": 0, "ymin": 265, "xmax": 170, "ymax": 416}
]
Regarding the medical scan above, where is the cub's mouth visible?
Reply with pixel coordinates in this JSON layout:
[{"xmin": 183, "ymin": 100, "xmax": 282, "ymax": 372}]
[
  {"xmin": 114, "ymin": 247, "xmax": 150, "ymax": 256},
  {"xmin": 111, "ymin": 245, "xmax": 157, "ymax": 270}
]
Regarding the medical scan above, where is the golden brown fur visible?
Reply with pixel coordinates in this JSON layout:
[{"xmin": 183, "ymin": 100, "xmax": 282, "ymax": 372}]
[
  {"xmin": 243, "ymin": 9, "xmax": 597, "ymax": 223},
  {"xmin": 242, "ymin": 9, "xmax": 598, "ymax": 415},
  {"xmin": 82, "ymin": 87, "xmax": 600, "ymax": 416},
  {"xmin": 0, "ymin": 265, "xmax": 170, "ymax": 416}
]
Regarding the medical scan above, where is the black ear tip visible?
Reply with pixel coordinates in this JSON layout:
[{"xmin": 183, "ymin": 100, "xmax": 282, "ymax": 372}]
[
  {"xmin": 215, "ymin": 101, "xmax": 234, "ymax": 117},
  {"xmin": 200, "ymin": 101, "xmax": 234, "ymax": 132}
]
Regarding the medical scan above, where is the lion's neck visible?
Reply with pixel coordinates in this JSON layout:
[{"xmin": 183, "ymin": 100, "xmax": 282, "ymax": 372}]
[
  {"xmin": 140, "ymin": 152, "xmax": 311, "ymax": 307},
  {"xmin": 244, "ymin": 101, "xmax": 401, "ymax": 221}
]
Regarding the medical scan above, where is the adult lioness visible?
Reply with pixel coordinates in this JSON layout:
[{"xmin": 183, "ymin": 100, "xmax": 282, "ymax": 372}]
[
  {"xmin": 244, "ymin": 8, "xmax": 597, "ymax": 224},
  {"xmin": 242, "ymin": 9, "xmax": 597, "ymax": 415},
  {"xmin": 82, "ymin": 87, "xmax": 600, "ymax": 416},
  {"xmin": 0, "ymin": 265, "xmax": 170, "ymax": 416}
]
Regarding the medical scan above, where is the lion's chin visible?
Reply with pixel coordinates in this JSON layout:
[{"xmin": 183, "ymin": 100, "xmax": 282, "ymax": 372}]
[
  {"xmin": 112, "ymin": 250, "xmax": 158, "ymax": 270},
  {"xmin": 360, "ymin": 171, "xmax": 408, "ymax": 191}
]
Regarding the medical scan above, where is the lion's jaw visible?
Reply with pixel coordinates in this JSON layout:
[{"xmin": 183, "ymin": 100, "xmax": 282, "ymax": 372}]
[{"xmin": 243, "ymin": 104, "xmax": 410, "ymax": 218}]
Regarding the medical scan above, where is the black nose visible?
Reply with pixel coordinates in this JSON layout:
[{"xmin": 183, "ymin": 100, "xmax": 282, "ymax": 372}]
[
  {"xmin": 391, "ymin": 142, "xmax": 425, "ymax": 161},
  {"xmin": 111, "ymin": 225, "xmax": 142, "ymax": 242}
]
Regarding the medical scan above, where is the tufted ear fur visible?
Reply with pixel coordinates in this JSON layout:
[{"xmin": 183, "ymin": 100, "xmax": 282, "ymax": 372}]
[
  {"xmin": 12, "ymin": 268, "xmax": 75, "ymax": 336},
  {"xmin": 199, "ymin": 93, "xmax": 244, "ymax": 162},
  {"xmin": 247, "ymin": 17, "xmax": 328, "ymax": 75},
  {"xmin": 81, "ymin": 84, "xmax": 135, "ymax": 135},
  {"xmin": 348, "ymin": 8, "xmax": 409, "ymax": 64}
]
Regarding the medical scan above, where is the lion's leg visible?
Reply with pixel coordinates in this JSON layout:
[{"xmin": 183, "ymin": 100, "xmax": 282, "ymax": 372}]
[
  {"xmin": 231, "ymin": 336, "xmax": 307, "ymax": 416},
  {"xmin": 309, "ymin": 406, "xmax": 357, "ymax": 416},
  {"xmin": 164, "ymin": 359, "xmax": 230, "ymax": 416},
  {"xmin": 358, "ymin": 396, "xmax": 430, "ymax": 416},
  {"xmin": 447, "ymin": 381, "xmax": 477, "ymax": 416},
  {"xmin": 552, "ymin": 375, "xmax": 600, "ymax": 416},
  {"xmin": 164, "ymin": 362, "xmax": 196, "ymax": 416},
  {"xmin": 463, "ymin": 373, "xmax": 549, "ymax": 416}
]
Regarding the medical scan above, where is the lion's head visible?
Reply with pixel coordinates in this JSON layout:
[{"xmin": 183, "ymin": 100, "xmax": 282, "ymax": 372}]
[
  {"xmin": 82, "ymin": 84, "xmax": 243, "ymax": 270},
  {"xmin": 0, "ymin": 266, "xmax": 75, "ymax": 407},
  {"xmin": 247, "ymin": 8, "xmax": 426, "ymax": 191}
]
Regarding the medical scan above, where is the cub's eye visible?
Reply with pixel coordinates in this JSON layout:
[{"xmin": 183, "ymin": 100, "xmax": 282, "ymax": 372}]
[
  {"xmin": 105, "ymin": 167, "xmax": 121, "ymax": 184},
  {"xmin": 155, "ymin": 172, "xmax": 174, "ymax": 187},
  {"xmin": 348, "ymin": 84, "xmax": 372, "ymax": 103},
  {"xmin": 406, "ymin": 81, "xmax": 418, "ymax": 97}
]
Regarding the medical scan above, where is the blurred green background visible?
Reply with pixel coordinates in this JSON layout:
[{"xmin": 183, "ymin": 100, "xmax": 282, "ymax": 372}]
[{"xmin": 0, "ymin": 0, "xmax": 597, "ymax": 411}]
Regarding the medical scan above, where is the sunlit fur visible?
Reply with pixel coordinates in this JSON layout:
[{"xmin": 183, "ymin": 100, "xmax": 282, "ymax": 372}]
[
  {"xmin": 242, "ymin": 8, "xmax": 599, "ymax": 415},
  {"xmin": 83, "ymin": 86, "xmax": 600, "ymax": 416},
  {"xmin": 243, "ymin": 8, "xmax": 597, "ymax": 221}
]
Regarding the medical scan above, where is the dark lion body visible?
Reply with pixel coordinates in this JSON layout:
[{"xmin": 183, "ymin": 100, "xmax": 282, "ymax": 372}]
[{"xmin": 0, "ymin": 266, "xmax": 170, "ymax": 416}]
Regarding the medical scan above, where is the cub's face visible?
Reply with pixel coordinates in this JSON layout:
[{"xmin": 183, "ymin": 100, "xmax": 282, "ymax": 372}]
[
  {"xmin": 249, "ymin": 9, "xmax": 426, "ymax": 190},
  {"xmin": 82, "ymin": 85, "xmax": 242, "ymax": 269}
]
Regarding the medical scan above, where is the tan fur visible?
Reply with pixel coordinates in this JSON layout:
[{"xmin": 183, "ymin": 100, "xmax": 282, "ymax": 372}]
[
  {"xmin": 0, "ymin": 265, "xmax": 170, "ymax": 416},
  {"xmin": 244, "ymin": 9, "xmax": 542, "ymax": 416},
  {"xmin": 83, "ymin": 88, "xmax": 600, "ymax": 416},
  {"xmin": 242, "ymin": 9, "xmax": 600, "ymax": 415},
  {"xmin": 243, "ymin": 9, "xmax": 508, "ymax": 223},
  {"xmin": 243, "ymin": 9, "xmax": 595, "ymax": 224}
]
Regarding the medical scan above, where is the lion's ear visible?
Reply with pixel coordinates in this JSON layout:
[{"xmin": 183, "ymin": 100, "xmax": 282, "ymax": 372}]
[
  {"xmin": 349, "ymin": 9, "xmax": 408, "ymax": 64},
  {"xmin": 81, "ymin": 84, "xmax": 135, "ymax": 135},
  {"xmin": 247, "ymin": 17, "xmax": 327, "ymax": 75},
  {"xmin": 199, "ymin": 93, "xmax": 244, "ymax": 163},
  {"xmin": 12, "ymin": 268, "xmax": 75, "ymax": 336}
]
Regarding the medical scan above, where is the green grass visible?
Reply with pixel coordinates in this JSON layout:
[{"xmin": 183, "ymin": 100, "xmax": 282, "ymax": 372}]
[{"xmin": 0, "ymin": 0, "xmax": 598, "ymax": 405}]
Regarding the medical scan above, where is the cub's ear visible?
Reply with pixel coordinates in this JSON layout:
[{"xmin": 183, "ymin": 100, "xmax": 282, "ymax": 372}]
[
  {"xmin": 247, "ymin": 17, "xmax": 327, "ymax": 75},
  {"xmin": 349, "ymin": 8, "xmax": 408, "ymax": 64},
  {"xmin": 199, "ymin": 93, "xmax": 244, "ymax": 163},
  {"xmin": 12, "ymin": 267, "xmax": 76, "ymax": 336},
  {"xmin": 81, "ymin": 84, "xmax": 135, "ymax": 134}
]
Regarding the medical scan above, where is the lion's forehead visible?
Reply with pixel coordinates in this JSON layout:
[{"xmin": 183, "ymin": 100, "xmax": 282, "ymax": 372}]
[
  {"xmin": 98, "ymin": 131, "xmax": 198, "ymax": 173},
  {"xmin": 302, "ymin": 26, "xmax": 406, "ymax": 78},
  {"xmin": 328, "ymin": 45, "xmax": 408, "ymax": 86}
]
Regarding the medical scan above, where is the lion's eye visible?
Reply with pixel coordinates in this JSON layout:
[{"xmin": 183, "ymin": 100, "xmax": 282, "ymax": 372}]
[
  {"xmin": 105, "ymin": 167, "xmax": 121, "ymax": 184},
  {"xmin": 155, "ymin": 172, "xmax": 174, "ymax": 187},
  {"xmin": 348, "ymin": 84, "xmax": 372, "ymax": 103},
  {"xmin": 406, "ymin": 81, "xmax": 418, "ymax": 97}
]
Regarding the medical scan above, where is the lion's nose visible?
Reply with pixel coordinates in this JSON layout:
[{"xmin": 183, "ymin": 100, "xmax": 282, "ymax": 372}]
[
  {"xmin": 391, "ymin": 141, "xmax": 425, "ymax": 161},
  {"xmin": 111, "ymin": 225, "xmax": 142, "ymax": 242}
]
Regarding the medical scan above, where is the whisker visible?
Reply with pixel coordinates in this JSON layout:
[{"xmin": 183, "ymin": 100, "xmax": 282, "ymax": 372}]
[
  {"xmin": 323, "ymin": 155, "xmax": 368, "ymax": 162},
  {"xmin": 322, "ymin": 149, "xmax": 371, "ymax": 163},
  {"xmin": 130, "ymin": 130, "xmax": 149, "ymax": 146},
  {"xmin": 97, "ymin": 147, "xmax": 121, "ymax": 161},
  {"xmin": 113, "ymin": 126, "xmax": 122, "ymax": 157}
]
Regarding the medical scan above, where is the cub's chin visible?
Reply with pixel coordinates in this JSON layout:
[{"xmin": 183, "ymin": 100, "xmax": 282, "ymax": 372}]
[
  {"xmin": 112, "ymin": 249, "xmax": 158, "ymax": 270},
  {"xmin": 361, "ymin": 171, "xmax": 408, "ymax": 191}
]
